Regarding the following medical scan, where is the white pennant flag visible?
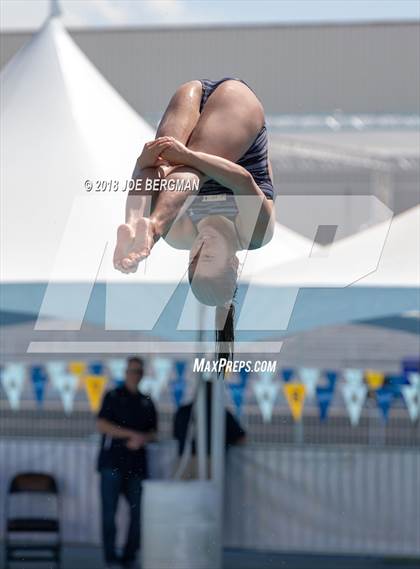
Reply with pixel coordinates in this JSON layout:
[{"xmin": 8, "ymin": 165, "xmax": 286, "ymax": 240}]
[
  {"xmin": 257, "ymin": 371, "xmax": 275, "ymax": 384},
  {"xmin": 402, "ymin": 373, "xmax": 419, "ymax": 422},
  {"xmin": 253, "ymin": 379, "xmax": 280, "ymax": 423},
  {"xmin": 0, "ymin": 363, "xmax": 26, "ymax": 410},
  {"xmin": 342, "ymin": 382, "xmax": 367, "ymax": 426},
  {"xmin": 152, "ymin": 357, "xmax": 172, "ymax": 392},
  {"xmin": 299, "ymin": 368, "xmax": 319, "ymax": 401},
  {"xmin": 54, "ymin": 373, "xmax": 78, "ymax": 414},
  {"xmin": 46, "ymin": 361, "xmax": 68, "ymax": 388},
  {"xmin": 408, "ymin": 372, "xmax": 419, "ymax": 387},
  {"xmin": 139, "ymin": 376, "xmax": 161, "ymax": 401},
  {"xmin": 108, "ymin": 358, "xmax": 126, "ymax": 383},
  {"xmin": 343, "ymin": 368, "xmax": 364, "ymax": 385},
  {"xmin": 140, "ymin": 358, "xmax": 173, "ymax": 402}
]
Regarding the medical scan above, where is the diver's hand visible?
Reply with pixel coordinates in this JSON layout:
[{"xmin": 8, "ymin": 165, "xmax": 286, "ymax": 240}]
[
  {"xmin": 158, "ymin": 136, "xmax": 193, "ymax": 166},
  {"xmin": 136, "ymin": 138, "xmax": 172, "ymax": 170}
]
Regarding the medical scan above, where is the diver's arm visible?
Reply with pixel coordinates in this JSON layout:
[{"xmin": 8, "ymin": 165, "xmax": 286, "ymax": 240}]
[
  {"xmin": 186, "ymin": 150, "xmax": 275, "ymax": 247},
  {"xmin": 159, "ymin": 136, "xmax": 275, "ymax": 247},
  {"xmin": 188, "ymin": 151, "xmax": 266, "ymax": 198}
]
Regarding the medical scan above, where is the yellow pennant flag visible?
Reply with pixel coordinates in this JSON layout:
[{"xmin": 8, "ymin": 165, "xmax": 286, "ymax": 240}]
[
  {"xmin": 68, "ymin": 361, "xmax": 87, "ymax": 376},
  {"xmin": 84, "ymin": 375, "xmax": 108, "ymax": 412},
  {"xmin": 283, "ymin": 383, "xmax": 306, "ymax": 422},
  {"xmin": 365, "ymin": 370, "xmax": 385, "ymax": 391}
]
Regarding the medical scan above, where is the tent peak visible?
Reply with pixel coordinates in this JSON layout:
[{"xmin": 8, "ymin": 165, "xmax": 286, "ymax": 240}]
[{"xmin": 49, "ymin": 0, "xmax": 62, "ymax": 18}]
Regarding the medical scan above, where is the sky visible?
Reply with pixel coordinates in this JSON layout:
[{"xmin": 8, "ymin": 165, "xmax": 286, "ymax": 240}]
[{"xmin": 1, "ymin": 0, "xmax": 419, "ymax": 31}]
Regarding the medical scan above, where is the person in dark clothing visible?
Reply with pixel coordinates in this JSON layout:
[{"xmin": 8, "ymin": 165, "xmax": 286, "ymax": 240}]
[
  {"xmin": 97, "ymin": 357, "xmax": 157, "ymax": 569},
  {"xmin": 173, "ymin": 380, "xmax": 246, "ymax": 477}
]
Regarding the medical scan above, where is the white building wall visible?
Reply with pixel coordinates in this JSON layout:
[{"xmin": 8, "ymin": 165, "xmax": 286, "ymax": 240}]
[{"xmin": 1, "ymin": 21, "xmax": 419, "ymax": 115}]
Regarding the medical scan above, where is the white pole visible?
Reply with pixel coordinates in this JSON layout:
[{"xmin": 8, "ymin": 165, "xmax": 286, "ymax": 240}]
[
  {"xmin": 195, "ymin": 303, "xmax": 207, "ymax": 479},
  {"xmin": 211, "ymin": 373, "xmax": 226, "ymax": 569}
]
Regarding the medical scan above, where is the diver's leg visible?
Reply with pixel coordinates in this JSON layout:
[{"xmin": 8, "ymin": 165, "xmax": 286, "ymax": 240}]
[
  {"xmin": 149, "ymin": 79, "xmax": 265, "ymax": 240},
  {"xmin": 119, "ymin": 80, "xmax": 266, "ymax": 269},
  {"xmin": 114, "ymin": 81, "xmax": 202, "ymax": 272}
]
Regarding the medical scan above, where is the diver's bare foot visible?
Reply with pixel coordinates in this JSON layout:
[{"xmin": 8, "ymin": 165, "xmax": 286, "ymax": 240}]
[
  {"xmin": 117, "ymin": 217, "xmax": 157, "ymax": 272},
  {"xmin": 113, "ymin": 224, "xmax": 135, "ymax": 273}
]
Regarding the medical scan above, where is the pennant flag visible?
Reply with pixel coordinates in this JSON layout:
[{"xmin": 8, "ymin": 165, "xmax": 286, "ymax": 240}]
[
  {"xmin": 253, "ymin": 379, "xmax": 280, "ymax": 423},
  {"xmin": 402, "ymin": 358, "xmax": 420, "ymax": 375},
  {"xmin": 31, "ymin": 366, "xmax": 48, "ymax": 407},
  {"xmin": 171, "ymin": 380, "xmax": 186, "ymax": 408},
  {"xmin": 387, "ymin": 374, "xmax": 409, "ymax": 385},
  {"xmin": 299, "ymin": 368, "xmax": 319, "ymax": 400},
  {"xmin": 365, "ymin": 370, "xmax": 385, "ymax": 391},
  {"xmin": 385, "ymin": 374, "xmax": 408, "ymax": 400},
  {"xmin": 0, "ymin": 363, "xmax": 26, "ymax": 410},
  {"xmin": 227, "ymin": 367, "xmax": 250, "ymax": 416},
  {"xmin": 376, "ymin": 387, "xmax": 395, "ymax": 421},
  {"xmin": 89, "ymin": 361, "xmax": 104, "ymax": 375},
  {"xmin": 257, "ymin": 371, "xmax": 275, "ymax": 384},
  {"xmin": 408, "ymin": 372, "xmax": 419, "ymax": 387},
  {"xmin": 402, "ymin": 382, "xmax": 419, "ymax": 422},
  {"xmin": 84, "ymin": 375, "xmax": 108, "ymax": 412},
  {"xmin": 342, "ymin": 382, "xmax": 367, "ymax": 426},
  {"xmin": 171, "ymin": 360, "xmax": 187, "ymax": 408},
  {"xmin": 343, "ymin": 369, "xmax": 364, "ymax": 385},
  {"xmin": 229, "ymin": 382, "xmax": 246, "ymax": 417},
  {"xmin": 281, "ymin": 368, "xmax": 294, "ymax": 383},
  {"xmin": 151, "ymin": 357, "xmax": 172, "ymax": 398},
  {"xmin": 46, "ymin": 361, "xmax": 68, "ymax": 382},
  {"xmin": 53, "ymin": 373, "xmax": 78, "ymax": 414},
  {"xmin": 139, "ymin": 376, "xmax": 161, "ymax": 401},
  {"xmin": 108, "ymin": 358, "xmax": 126, "ymax": 385},
  {"xmin": 68, "ymin": 361, "xmax": 86, "ymax": 376},
  {"xmin": 316, "ymin": 386, "xmax": 334, "ymax": 421},
  {"xmin": 238, "ymin": 367, "xmax": 250, "ymax": 387},
  {"xmin": 283, "ymin": 383, "xmax": 306, "ymax": 422},
  {"xmin": 175, "ymin": 360, "xmax": 187, "ymax": 378},
  {"xmin": 325, "ymin": 370, "xmax": 338, "ymax": 390}
]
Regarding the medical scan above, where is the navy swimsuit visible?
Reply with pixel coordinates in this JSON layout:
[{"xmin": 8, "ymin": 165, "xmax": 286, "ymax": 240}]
[{"xmin": 187, "ymin": 77, "xmax": 275, "ymax": 229}]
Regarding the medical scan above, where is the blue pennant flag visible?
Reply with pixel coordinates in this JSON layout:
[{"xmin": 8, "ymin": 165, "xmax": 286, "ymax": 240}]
[
  {"xmin": 31, "ymin": 366, "xmax": 48, "ymax": 406},
  {"xmin": 171, "ymin": 380, "xmax": 185, "ymax": 408},
  {"xmin": 385, "ymin": 375, "xmax": 408, "ymax": 401},
  {"xmin": 229, "ymin": 383, "xmax": 246, "ymax": 417},
  {"xmin": 174, "ymin": 360, "xmax": 187, "ymax": 379},
  {"xmin": 281, "ymin": 368, "xmax": 294, "ymax": 383},
  {"xmin": 325, "ymin": 370, "xmax": 338, "ymax": 391},
  {"xmin": 376, "ymin": 387, "xmax": 396, "ymax": 421},
  {"xmin": 316, "ymin": 386, "xmax": 334, "ymax": 421},
  {"xmin": 401, "ymin": 358, "xmax": 420, "ymax": 376},
  {"xmin": 238, "ymin": 367, "xmax": 250, "ymax": 388},
  {"xmin": 89, "ymin": 361, "xmax": 104, "ymax": 375},
  {"xmin": 171, "ymin": 360, "xmax": 187, "ymax": 408}
]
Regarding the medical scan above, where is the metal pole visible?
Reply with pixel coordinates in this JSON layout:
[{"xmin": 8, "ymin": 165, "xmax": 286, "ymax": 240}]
[
  {"xmin": 211, "ymin": 373, "xmax": 226, "ymax": 569},
  {"xmin": 195, "ymin": 303, "xmax": 207, "ymax": 479}
]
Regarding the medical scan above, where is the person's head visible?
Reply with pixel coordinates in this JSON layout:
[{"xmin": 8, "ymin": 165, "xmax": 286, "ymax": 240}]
[
  {"xmin": 189, "ymin": 216, "xmax": 239, "ymax": 288},
  {"xmin": 188, "ymin": 216, "xmax": 239, "ymax": 377},
  {"xmin": 125, "ymin": 356, "xmax": 144, "ymax": 392}
]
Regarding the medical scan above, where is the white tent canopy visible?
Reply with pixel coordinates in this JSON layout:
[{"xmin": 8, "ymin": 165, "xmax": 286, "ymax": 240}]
[
  {"xmin": 252, "ymin": 205, "xmax": 420, "ymax": 288},
  {"xmin": 0, "ymin": 15, "xmax": 154, "ymax": 284},
  {"xmin": 236, "ymin": 206, "xmax": 419, "ymax": 335}
]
